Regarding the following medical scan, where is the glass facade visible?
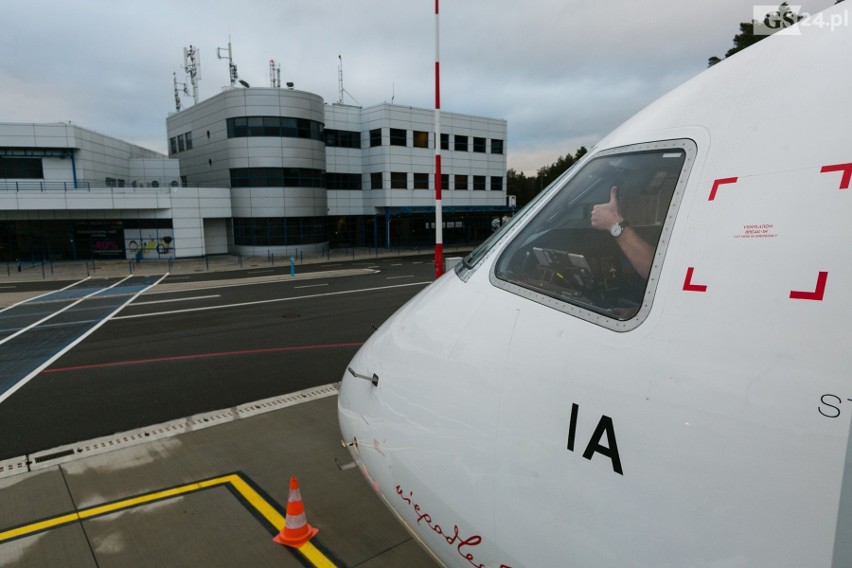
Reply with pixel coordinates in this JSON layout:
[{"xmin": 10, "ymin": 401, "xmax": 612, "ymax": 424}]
[
  {"xmin": 326, "ymin": 129, "xmax": 361, "ymax": 148},
  {"xmin": 229, "ymin": 168, "xmax": 324, "ymax": 188},
  {"xmin": 233, "ymin": 217, "xmax": 327, "ymax": 247},
  {"xmin": 0, "ymin": 158, "xmax": 44, "ymax": 179},
  {"xmin": 226, "ymin": 117, "xmax": 323, "ymax": 141}
]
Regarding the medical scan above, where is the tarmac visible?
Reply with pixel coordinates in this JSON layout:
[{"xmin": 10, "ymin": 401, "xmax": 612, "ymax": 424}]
[
  {"xmin": 0, "ymin": 248, "xmax": 456, "ymax": 567},
  {"xmin": 0, "ymin": 245, "xmax": 463, "ymax": 284}
]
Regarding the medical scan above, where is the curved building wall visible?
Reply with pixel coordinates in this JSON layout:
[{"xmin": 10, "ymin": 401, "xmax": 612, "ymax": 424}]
[
  {"xmin": 167, "ymin": 88, "xmax": 328, "ymax": 205},
  {"xmin": 167, "ymin": 87, "xmax": 328, "ymax": 254}
]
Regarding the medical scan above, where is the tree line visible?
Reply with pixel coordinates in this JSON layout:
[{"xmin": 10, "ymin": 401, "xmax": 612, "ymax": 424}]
[
  {"xmin": 708, "ymin": 1, "xmax": 845, "ymax": 66},
  {"xmin": 507, "ymin": 147, "xmax": 587, "ymax": 208}
]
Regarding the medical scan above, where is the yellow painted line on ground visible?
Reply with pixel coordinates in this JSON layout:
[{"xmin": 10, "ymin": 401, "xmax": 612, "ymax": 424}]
[
  {"xmin": 226, "ymin": 475, "xmax": 336, "ymax": 567},
  {"xmin": 0, "ymin": 512, "xmax": 79, "ymax": 542},
  {"xmin": 0, "ymin": 473, "xmax": 337, "ymax": 567},
  {"xmin": 226, "ymin": 474, "xmax": 285, "ymax": 528}
]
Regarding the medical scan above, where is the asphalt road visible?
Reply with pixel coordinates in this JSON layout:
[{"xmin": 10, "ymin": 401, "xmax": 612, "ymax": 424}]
[{"xmin": 0, "ymin": 256, "xmax": 436, "ymax": 459}]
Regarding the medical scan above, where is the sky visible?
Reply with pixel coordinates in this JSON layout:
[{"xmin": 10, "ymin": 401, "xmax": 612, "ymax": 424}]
[{"xmin": 0, "ymin": 0, "xmax": 840, "ymax": 175}]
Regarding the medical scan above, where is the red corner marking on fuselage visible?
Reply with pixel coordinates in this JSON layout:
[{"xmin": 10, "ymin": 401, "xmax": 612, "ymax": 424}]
[
  {"xmin": 790, "ymin": 271, "xmax": 828, "ymax": 301},
  {"xmin": 683, "ymin": 267, "xmax": 708, "ymax": 292},
  {"xmin": 709, "ymin": 177, "xmax": 738, "ymax": 201},
  {"xmin": 821, "ymin": 163, "xmax": 852, "ymax": 190}
]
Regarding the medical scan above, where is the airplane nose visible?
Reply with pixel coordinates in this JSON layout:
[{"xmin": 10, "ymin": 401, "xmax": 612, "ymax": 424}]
[
  {"xmin": 338, "ymin": 353, "xmax": 380, "ymax": 459},
  {"xmin": 338, "ymin": 350, "xmax": 399, "ymax": 494}
]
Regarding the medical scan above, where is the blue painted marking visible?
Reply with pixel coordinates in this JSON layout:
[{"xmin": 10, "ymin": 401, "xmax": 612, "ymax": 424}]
[{"xmin": 0, "ymin": 275, "xmax": 165, "ymax": 401}]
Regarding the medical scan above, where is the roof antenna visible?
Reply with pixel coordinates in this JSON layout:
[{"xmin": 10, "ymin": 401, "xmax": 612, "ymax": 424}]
[
  {"xmin": 269, "ymin": 59, "xmax": 281, "ymax": 88},
  {"xmin": 217, "ymin": 37, "xmax": 240, "ymax": 87},
  {"xmin": 182, "ymin": 44, "xmax": 200, "ymax": 105},
  {"xmin": 337, "ymin": 55, "xmax": 361, "ymax": 106},
  {"xmin": 173, "ymin": 72, "xmax": 190, "ymax": 112}
]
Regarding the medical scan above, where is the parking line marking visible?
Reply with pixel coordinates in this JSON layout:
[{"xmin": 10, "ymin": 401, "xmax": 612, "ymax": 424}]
[{"xmin": 0, "ymin": 472, "xmax": 338, "ymax": 567}]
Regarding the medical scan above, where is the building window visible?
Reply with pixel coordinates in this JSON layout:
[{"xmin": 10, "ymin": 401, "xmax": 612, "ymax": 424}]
[
  {"xmin": 247, "ymin": 117, "xmax": 264, "ymax": 136},
  {"xmin": 326, "ymin": 173, "xmax": 362, "ymax": 190},
  {"xmin": 390, "ymin": 128, "xmax": 407, "ymax": 147},
  {"xmin": 228, "ymin": 117, "xmax": 247, "ymax": 137},
  {"xmin": 0, "ymin": 158, "xmax": 44, "ymax": 179},
  {"xmin": 441, "ymin": 133, "xmax": 449, "ymax": 150},
  {"xmin": 413, "ymin": 131, "xmax": 429, "ymax": 149},
  {"xmin": 491, "ymin": 139, "xmax": 504, "ymax": 155},
  {"xmin": 170, "ymin": 132, "xmax": 193, "ymax": 154},
  {"xmin": 473, "ymin": 137, "xmax": 486, "ymax": 153},
  {"xmin": 225, "ymin": 117, "xmax": 324, "ymax": 141},
  {"xmin": 439, "ymin": 174, "xmax": 449, "ymax": 191},
  {"xmin": 391, "ymin": 172, "xmax": 408, "ymax": 189},
  {"xmin": 370, "ymin": 128, "xmax": 382, "ymax": 147},
  {"xmin": 229, "ymin": 167, "xmax": 325, "ymax": 188},
  {"xmin": 490, "ymin": 176, "xmax": 503, "ymax": 191},
  {"xmin": 473, "ymin": 175, "xmax": 486, "ymax": 190},
  {"xmin": 326, "ymin": 129, "xmax": 361, "ymax": 149},
  {"xmin": 181, "ymin": 176, "xmax": 188, "ymax": 186},
  {"xmin": 454, "ymin": 135, "xmax": 468, "ymax": 152},
  {"xmin": 233, "ymin": 217, "xmax": 327, "ymax": 246},
  {"xmin": 371, "ymin": 172, "xmax": 383, "ymax": 190},
  {"xmin": 454, "ymin": 174, "xmax": 468, "ymax": 190},
  {"xmin": 413, "ymin": 173, "xmax": 429, "ymax": 189}
]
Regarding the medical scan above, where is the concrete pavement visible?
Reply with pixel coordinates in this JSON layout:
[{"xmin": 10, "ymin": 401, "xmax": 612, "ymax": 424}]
[{"xmin": 0, "ymin": 387, "xmax": 438, "ymax": 567}]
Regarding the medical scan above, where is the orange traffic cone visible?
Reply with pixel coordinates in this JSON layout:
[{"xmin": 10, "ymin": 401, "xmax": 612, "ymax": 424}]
[{"xmin": 273, "ymin": 476, "xmax": 319, "ymax": 548}]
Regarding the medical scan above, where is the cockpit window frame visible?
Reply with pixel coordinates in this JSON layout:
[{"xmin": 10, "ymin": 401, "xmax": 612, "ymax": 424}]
[
  {"xmin": 455, "ymin": 157, "xmax": 588, "ymax": 282},
  {"xmin": 489, "ymin": 139, "xmax": 697, "ymax": 332}
]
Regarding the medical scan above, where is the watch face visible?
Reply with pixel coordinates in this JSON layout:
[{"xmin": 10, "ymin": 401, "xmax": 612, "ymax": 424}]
[{"xmin": 610, "ymin": 223, "xmax": 623, "ymax": 237}]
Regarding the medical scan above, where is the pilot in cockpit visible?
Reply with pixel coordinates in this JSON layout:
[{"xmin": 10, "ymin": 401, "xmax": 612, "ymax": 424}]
[{"xmin": 590, "ymin": 185, "xmax": 654, "ymax": 280}]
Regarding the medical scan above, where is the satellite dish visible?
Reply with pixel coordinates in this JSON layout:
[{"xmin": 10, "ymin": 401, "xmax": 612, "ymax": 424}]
[{"xmin": 239, "ymin": 79, "xmax": 250, "ymax": 88}]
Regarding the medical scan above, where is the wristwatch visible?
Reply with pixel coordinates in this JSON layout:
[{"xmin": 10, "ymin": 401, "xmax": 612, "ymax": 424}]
[{"xmin": 609, "ymin": 220, "xmax": 628, "ymax": 238}]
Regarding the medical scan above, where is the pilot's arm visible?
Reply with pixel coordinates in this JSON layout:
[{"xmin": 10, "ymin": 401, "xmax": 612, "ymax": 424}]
[{"xmin": 590, "ymin": 186, "xmax": 653, "ymax": 279}]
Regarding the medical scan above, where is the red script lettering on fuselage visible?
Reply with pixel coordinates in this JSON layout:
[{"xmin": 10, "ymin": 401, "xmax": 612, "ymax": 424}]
[{"xmin": 395, "ymin": 484, "xmax": 512, "ymax": 568}]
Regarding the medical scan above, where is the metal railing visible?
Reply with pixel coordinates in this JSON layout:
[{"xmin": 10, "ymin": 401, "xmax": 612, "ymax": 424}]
[
  {"xmin": 0, "ymin": 180, "xmax": 91, "ymax": 191},
  {"xmin": 0, "ymin": 181, "xmax": 177, "ymax": 193}
]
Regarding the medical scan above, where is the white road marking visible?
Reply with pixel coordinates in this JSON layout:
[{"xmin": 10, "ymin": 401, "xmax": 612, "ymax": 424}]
[
  {"xmin": 132, "ymin": 294, "xmax": 221, "ymax": 305},
  {"xmin": 0, "ymin": 274, "xmax": 169, "ymax": 406},
  {"xmin": 114, "ymin": 281, "xmax": 431, "ymax": 320},
  {"xmin": 0, "ymin": 276, "xmax": 134, "ymax": 347}
]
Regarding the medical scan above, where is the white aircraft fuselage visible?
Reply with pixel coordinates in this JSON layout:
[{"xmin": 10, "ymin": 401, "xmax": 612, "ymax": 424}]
[{"xmin": 339, "ymin": 7, "xmax": 852, "ymax": 567}]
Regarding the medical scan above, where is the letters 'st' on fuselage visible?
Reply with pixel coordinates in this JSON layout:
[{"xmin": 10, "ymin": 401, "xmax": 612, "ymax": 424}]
[{"xmin": 338, "ymin": 5, "xmax": 852, "ymax": 567}]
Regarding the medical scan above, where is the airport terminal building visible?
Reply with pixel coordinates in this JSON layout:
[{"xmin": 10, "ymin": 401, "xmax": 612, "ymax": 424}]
[{"xmin": 0, "ymin": 85, "xmax": 509, "ymax": 262}]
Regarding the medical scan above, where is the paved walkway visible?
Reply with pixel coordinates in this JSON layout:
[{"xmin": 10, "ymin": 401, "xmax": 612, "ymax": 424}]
[
  {"xmin": 1, "ymin": 246, "xmax": 469, "ymax": 283},
  {"xmin": 0, "ymin": 389, "xmax": 438, "ymax": 567}
]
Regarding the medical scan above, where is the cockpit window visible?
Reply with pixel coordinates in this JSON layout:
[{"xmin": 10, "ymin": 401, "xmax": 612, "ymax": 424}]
[
  {"xmin": 458, "ymin": 161, "xmax": 581, "ymax": 276},
  {"xmin": 491, "ymin": 140, "xmax": 695, "ymax": 331}
]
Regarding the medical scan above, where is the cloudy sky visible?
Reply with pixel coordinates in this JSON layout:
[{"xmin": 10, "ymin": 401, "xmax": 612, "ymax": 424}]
[{"xmin": 0, "ymin": 0, "xmax": 840, "ymax": 174}]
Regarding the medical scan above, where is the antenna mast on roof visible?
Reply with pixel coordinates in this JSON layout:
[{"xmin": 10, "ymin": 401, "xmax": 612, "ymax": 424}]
[
  {"xmin": 338, "ymin": 55, "xmax": 344, "ymax": 103},
  {"xmin": 270, "ymin": 59, "xmax": 281, "ymax": 88},
  {"xmin": 337, "ymin": 55, "xmax": 361, "ymax": 106},
  {"xmin": 173, "ymin": 72, "xmax": 189, "ymax": 112},
  {"xmin": 217, "ymin": 37, "xmax": 239, "ymax": 87},
  {"xmin": 182, "ymin": 45, "xmax": 200, "ymax": 105}
]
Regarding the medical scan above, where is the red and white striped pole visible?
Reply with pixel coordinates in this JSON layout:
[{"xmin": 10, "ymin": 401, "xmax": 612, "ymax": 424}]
[{"xmin": 434, "ymin": 0, "xmax": 444, "ymax": 278}]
